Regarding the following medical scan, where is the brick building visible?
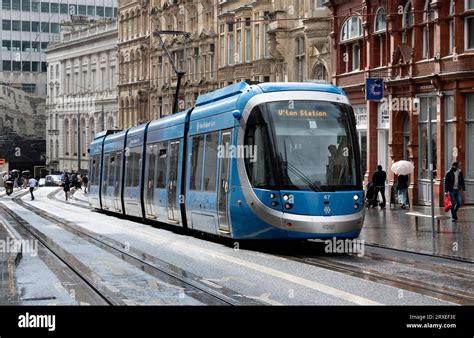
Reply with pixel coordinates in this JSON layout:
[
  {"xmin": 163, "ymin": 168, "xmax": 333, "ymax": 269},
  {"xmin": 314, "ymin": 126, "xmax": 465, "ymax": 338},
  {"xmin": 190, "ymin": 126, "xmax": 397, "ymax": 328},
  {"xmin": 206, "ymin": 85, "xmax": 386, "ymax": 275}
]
[{"xmin": 328, "ymin": 0, "xmax": 474, "ymax": 206}]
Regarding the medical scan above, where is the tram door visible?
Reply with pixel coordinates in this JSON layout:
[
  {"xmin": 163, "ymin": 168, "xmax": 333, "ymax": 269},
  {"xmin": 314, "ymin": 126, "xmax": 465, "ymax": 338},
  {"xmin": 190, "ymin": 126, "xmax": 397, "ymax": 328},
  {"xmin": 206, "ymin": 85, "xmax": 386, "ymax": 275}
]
[
  {"xmin": 167, "ymin": 140, "xmax": 180, "ymax": 223},
  {"xmin": 145, "ymin": 144, "xmax": 157, "ymax": 218},
  {"xmin": 217, "ymin": 131, "xmax": 232, "ymax": 232},
  {"xmin": 101, "ymin": 154, "xmax": 110, "ymax": 209},
  {"xmin": 113, "ymin": 152, "xmax": 122, "ymax": 212}
]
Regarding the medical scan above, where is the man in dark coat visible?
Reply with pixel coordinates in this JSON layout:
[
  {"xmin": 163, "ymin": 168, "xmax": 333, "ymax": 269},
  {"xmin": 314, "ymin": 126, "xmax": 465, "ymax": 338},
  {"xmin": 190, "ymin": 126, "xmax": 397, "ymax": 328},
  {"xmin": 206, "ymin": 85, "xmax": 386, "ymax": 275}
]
[
  {"xmin": 372, "ymin": 165, "xmax": 387, "ymax": 208},
  {"xmin": 444, "ymin": 162, "xmax": 465, "ymax": 222}
]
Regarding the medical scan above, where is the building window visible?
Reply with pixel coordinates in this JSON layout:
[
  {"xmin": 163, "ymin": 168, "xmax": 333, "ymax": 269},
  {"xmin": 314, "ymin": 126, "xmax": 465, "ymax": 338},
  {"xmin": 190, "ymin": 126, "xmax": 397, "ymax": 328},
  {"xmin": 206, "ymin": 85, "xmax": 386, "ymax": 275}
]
[
  {"xmin": 374, "ymin": 8, "xmax": 386, "ymax": 32},
  {"xmin": 403, "ymin": 2, "xmax": 414, "ymax": 28},
  {"xmin": 21, "ymin": 21, "xmax": 30, "ymax": 31},
  {"xmin": 228, "ymin": 24, "xmax": 234, "ymax": 65},
  {"xmin": 466, "ymin": 17, "xmax": 474, "ymax": 50},
  {"xmin": 2, "ymin": 40, "xmax": 11, "ymax": 51},
  {"xmin": 11, "ymin": 0, "xmax": 19, "ymax": 10},
  {"xmin": 236, "ymin": 27, "xmax": 242, "ymax": 64},
  {"xmin": 2, "ymin": 0, "xmax": 11, "ymax": 10},
  {"xmin": 445, "ymin": 95, "xmax": 455, "ymax": 170},
  {"xmin": 313, "ymin": 0, "xmax": 325, "ymax": 9},
  {"xmin": 449, "ymin": 0, "xmax": 455, "ymax": 54},
  {"xmin": 51, "ymin": 3, "xmax": 58, "ymax": 13},
  {"xmin": 2, "ymin": 20, "xmax": 11, "ymax": 30},
  {"xmin": 219, "ymin": 24, "xmax": 225, "ymax": 66},
  {"xmin": 2, "ymin": 61, "xmax": 12, "ymax": 71},
  {"xmin": 40, "ymin": 2, "xmax": 48, "ymax": 13},
  {"xmin": 341, "ymin": 16, "xmax": 362, "ymax": 41},
  {"xmin": 254, "ymin": 23, "xmax": 260, "ymax": 60},
  {"xmin": 12, "ymin": 20, "xmax": 21, "ymax": 31},
  {"xmin": 60, "ymin": 4, "xmax": 67, "ymax": 14},
  {"xmin": 245, "ymin": 27, "xmax": 251, "ymax": 62},
  {"xmin": 295, "ymin": 37, "xmax": 305, "ymax": 81},
  {"xmin": 87, "ymin": 6, "xmax": 95, "ymax": 16},
  {"xmin": 352, "ymin": 44, "xmax": 360, "ymax": 70},
  {"xmin": 466, "ymin": 94, "xmax": 474, "ymax": 185},
  {"xmin": 22, "ymin": 0, "xmax": 30, "ymax": 11},
  {"xmin": 263, "ymin": 22, "xmax": 270, "ymax": 57},
  {"xmin": 12, "ymin": 40, "xmax": 20, "ymax": 51},
  {"xmin": 418, "ymin": 96, "xmax": 437, "ymax": 180}
]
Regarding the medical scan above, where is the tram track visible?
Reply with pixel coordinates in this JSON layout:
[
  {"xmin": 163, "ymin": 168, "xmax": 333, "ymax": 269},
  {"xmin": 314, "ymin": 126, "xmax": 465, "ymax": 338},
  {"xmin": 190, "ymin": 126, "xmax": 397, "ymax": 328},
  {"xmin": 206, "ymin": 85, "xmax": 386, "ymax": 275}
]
[
  {"xmin": 9, "ymin": 190, "xmax": 260, "ymax": 306},
  {"xmin": 280, "ymin": 253, "xmax": 474, "ymax": 305},
  {"xmin": 0, "ymin": 203, "xmax": 122, "ymax": 305},
  {"xmin": 46, "ymin": 187, "xmax": 474, "ymax": 305}
]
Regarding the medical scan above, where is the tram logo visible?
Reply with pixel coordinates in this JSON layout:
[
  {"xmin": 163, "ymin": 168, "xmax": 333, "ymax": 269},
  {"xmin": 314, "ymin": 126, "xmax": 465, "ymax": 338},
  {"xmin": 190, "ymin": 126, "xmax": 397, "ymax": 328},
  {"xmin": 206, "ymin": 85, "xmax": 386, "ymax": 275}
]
[{"xmin": 324, "ymin": 206, "xmax": 331, "ymax": 214}]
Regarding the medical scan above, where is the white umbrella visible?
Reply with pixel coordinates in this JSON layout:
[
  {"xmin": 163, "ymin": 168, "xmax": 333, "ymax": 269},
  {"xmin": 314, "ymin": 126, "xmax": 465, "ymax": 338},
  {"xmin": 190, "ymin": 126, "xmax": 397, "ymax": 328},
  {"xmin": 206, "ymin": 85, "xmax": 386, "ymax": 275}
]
[{"xmin": 391, "ymin": 160, "xmax": 414, "ymax": 175}]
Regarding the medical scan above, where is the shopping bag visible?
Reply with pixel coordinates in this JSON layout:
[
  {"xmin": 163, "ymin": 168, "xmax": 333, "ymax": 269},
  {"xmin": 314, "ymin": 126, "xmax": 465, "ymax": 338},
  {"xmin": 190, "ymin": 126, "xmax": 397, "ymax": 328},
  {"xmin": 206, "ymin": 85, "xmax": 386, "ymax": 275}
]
[{"xmin": 444, "ymin": 194, "xmax": 452, "ymax": 212}]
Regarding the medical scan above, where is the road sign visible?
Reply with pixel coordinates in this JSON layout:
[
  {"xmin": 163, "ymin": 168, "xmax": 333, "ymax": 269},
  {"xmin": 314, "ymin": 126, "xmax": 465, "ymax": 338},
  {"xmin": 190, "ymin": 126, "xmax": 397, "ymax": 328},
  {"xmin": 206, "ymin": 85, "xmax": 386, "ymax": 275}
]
[{"xmin": 366, "ymin": 78, "xmax": 384, "ymax": 101}]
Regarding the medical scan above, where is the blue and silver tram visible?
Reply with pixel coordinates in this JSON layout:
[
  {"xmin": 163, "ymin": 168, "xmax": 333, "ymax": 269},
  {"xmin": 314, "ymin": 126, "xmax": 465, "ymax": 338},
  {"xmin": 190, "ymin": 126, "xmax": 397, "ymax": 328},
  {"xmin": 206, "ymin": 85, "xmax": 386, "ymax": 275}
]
[{"xmin": 89, "ymin": 82, "xmax": 365, "ymax": 239}]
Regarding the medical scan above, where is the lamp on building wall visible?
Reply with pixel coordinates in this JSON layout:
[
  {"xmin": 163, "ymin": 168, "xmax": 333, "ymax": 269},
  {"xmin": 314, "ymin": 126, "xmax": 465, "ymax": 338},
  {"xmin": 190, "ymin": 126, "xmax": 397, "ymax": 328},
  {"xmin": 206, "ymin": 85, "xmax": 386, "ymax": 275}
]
[{"xmin": 153, "ymin": 30, "xmax": 190, "ymax": 115}]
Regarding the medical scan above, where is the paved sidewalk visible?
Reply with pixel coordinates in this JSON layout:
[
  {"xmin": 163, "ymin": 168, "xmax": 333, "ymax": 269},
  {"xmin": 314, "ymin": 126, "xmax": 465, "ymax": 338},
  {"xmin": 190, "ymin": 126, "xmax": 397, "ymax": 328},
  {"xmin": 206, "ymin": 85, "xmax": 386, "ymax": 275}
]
[
  {"xmin": 0, "ymin": 218, "xmax": 21, "ymax": 304},
  {"xmin": 361, "ymin": 205, "xmax": 474, "ymax": 262}
]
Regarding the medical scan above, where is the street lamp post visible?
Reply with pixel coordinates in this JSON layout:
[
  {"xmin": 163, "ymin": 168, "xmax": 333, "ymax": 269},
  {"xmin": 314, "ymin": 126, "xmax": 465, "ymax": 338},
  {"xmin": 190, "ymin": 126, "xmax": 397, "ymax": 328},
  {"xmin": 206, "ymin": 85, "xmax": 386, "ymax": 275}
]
[{"xmin": 153, "ymin": 30, "xmax": 190, "ymax": 115}]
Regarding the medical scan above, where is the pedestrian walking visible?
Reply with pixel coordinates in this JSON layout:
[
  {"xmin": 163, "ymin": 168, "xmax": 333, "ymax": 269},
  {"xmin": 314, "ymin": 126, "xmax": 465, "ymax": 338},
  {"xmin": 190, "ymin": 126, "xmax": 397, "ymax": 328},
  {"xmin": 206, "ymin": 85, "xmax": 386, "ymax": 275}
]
[
  {"xmin": 397, "ymin": 174, "xmax": 409, "ymax": 209},
  {"xmin": 76, "ymin": 173, "xmax": 82, "ymax": 189},
  {"xmin": 444, "ymin": 162, "xmax": 465, "ymax": 222},
  {"xmin": 28, "ymin": 176, "xmax": 37, "ymax": 200},
  {"xmin": 63, "ymin": 174, "xmax": 71, "ymax": 201},
  {"xmin": 82, "ymin": 174, "xmax": 89, "ymax": 194},
  {"xmin": 372, "ymin": 165, "xmax": 387, "ymax": 208}
]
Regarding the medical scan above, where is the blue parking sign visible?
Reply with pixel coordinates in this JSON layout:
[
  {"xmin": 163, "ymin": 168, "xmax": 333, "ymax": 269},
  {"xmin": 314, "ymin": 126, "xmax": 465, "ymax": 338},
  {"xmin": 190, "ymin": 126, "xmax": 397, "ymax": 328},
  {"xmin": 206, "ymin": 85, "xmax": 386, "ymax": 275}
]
[{"xmin": 366, "ymin": 78, "xmax": 384, "ymax": 101}]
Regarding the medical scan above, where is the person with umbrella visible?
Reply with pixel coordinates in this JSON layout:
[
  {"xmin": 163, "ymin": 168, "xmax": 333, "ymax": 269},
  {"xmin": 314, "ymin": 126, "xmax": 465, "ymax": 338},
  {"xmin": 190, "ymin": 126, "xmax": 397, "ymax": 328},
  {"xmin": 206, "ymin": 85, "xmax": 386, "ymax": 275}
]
[
  {"xmin": 397, "ymin": 174, "xmax": 409, "ymax": 209},
  {"xmin": 391, "ymin": 160, "xmax": 414, "ymax": 209}
]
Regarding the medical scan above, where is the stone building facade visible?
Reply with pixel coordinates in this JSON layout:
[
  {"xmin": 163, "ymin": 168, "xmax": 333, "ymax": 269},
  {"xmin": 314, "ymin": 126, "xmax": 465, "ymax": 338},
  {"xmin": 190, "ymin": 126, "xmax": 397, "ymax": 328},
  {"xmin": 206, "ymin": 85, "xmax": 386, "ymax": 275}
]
[
  {"xmin": 117, "ymin": 0, "xmax": 332, "ymax": 126},
  {"xmin": 45, "ymin": 21, "xmax": 119, "ymax": 172}
]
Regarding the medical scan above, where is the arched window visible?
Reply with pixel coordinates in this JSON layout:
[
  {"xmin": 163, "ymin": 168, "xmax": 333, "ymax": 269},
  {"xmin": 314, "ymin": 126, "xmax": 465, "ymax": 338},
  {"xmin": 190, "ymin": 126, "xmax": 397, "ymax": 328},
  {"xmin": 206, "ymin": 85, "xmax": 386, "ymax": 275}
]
[
  {"xmin": 312, "ymin": 63, "xmax": 328, "ymax": 82},
  {"xmin": 402, "ymin": 2, "xmax": 414, "ymax": 46},
  {"xmin": 374, "ymin": 7, "xmax": 386, "ymax": 32},
  {"xmin": 402, "ymin": 2, "xmax": 414, "ymax": 28},
  {"xmin": 340, "ymin": 16, "xmax": 363, "ymax": 72},
  {"xmin": 72, "ymin": 119, "xmax": 77, "ymax": 156},
  {"xmin": 341, "ymin": 16, "xmax": 362, "ymax": 41},
  {"xmin": 107, "ymin": 116, "xmax": 114, "ymax": 129},
  {"xmin": 422, "ymin": 0, "xmax": 434, "ymax": 58},
  {"xmin": 449, "ymin": 0, "xmax": 455, "ymax": 54},
  {"xmin": 89, "ymin": 117, "xmax": 95, "ymax": 144}
]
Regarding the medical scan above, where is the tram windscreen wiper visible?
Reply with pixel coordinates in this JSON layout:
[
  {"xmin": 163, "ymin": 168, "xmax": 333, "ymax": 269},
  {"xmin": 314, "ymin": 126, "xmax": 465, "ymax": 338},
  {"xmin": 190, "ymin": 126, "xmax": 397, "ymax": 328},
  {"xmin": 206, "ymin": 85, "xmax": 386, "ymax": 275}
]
[{"xmin": 279, "ymin": 143, "xmax": 321, "ymax": 193}]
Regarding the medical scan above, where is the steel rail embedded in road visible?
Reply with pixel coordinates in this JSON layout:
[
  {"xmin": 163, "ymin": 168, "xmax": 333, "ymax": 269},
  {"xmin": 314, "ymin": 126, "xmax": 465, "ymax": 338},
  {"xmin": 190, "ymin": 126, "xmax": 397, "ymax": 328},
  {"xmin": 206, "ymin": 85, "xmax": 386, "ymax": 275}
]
[
  {"xmin": 14, "ymin": 191, "xmax": 260, "ymax": 306},
  {"xmin": 0, "ymin": 203, "xmax": 125, "ymax": 305},
  {"xmin": 282, "ymin": 253, "xmax": 474, "ymax": 305}
]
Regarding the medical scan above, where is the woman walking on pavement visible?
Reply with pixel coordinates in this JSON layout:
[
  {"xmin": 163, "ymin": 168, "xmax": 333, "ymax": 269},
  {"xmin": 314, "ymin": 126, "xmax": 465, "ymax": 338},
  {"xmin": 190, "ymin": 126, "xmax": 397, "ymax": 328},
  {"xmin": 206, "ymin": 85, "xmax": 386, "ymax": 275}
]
[
  {"xmin": 445, "ymin": 162, "xmax": 465, "ymax": 222},
  {"xmin": 397, "ymin": 174, "xmax": 409, "ymax": 209}
]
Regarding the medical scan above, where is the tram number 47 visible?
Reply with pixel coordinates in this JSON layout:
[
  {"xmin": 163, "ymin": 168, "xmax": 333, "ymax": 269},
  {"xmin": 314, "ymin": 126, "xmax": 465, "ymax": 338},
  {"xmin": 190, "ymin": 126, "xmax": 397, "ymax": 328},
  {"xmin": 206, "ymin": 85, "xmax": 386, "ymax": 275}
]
[{"xmin": 324, "ymin": 195, "xmax": 331, "ymax": 200}]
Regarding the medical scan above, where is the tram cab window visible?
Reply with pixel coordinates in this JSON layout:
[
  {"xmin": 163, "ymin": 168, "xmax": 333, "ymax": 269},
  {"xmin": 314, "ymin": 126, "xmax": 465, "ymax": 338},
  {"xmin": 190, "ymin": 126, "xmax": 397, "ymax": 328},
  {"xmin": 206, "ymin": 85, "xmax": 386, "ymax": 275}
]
[{"xmin": 244, "ymin": 106, "xmax": 277, "ymax": 189}]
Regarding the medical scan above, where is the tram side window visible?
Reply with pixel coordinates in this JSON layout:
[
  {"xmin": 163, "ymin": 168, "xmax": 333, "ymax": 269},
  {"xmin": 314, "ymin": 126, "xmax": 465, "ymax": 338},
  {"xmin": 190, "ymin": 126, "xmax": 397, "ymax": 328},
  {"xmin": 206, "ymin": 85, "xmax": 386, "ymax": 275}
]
[
  {"xmin": 103, "ymin": 154, "xmax": 110, "ymax": 187},
  {"xmin": 156, "ymin": 141, "xmax": 168, "ymax": 189},
  {"xmin": 90, "ymin": 157, "xmax": 96, "ymax": 185},
  {"xmin": 115, "ymin": 152, "xmax": 122, "ymax": 189},
  {"xmin": 147, "ymin": 144, "xmax": 157, "ymax": 189},
  {"xmin": 108, "ymin": 155, "xmax": 116, "ymax": 187},
  {"xmin": 94, "ymin": 155, "xmax": 100, "ymax": 185},
  {"xmin": 126, "ymin": 148, "xmax": 141, "ymax": 188},
  {"xmin": 190, "ymin": 135, "xmax": 204, "ymax": 190},
  {"xmin": 203, "ymin": 132, "xmax": 218, "ymax": 191}
]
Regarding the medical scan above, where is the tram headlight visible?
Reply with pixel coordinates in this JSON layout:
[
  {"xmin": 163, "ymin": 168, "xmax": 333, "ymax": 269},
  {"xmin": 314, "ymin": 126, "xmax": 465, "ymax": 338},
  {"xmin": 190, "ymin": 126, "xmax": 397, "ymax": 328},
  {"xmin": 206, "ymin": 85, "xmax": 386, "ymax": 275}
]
[
  {"xmin": 283, "ymin": 195, "xmax": 289, "ymax": 201},
  {"xmin": 354, "ymin": 203, "xmax": 359, "ymax": 210},
  {"xmin": 353, "ymin": 194, "xmax": 360, "ymax": 201},
  {"xmin": 284, "ymin": 203, "xmax": 292, "ymax": 210}
]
